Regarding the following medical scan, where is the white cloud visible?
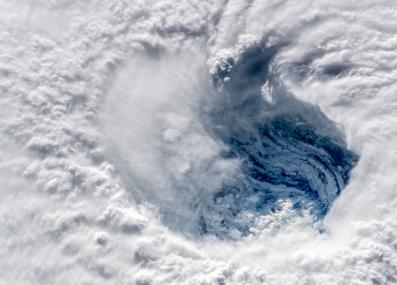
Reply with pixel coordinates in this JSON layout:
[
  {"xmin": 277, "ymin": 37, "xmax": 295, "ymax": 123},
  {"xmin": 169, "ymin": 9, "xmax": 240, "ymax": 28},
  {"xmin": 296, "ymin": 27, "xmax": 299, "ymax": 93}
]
[{"xmin": 0, "ymin": 0, "xmax": 396, "ymax": 284}]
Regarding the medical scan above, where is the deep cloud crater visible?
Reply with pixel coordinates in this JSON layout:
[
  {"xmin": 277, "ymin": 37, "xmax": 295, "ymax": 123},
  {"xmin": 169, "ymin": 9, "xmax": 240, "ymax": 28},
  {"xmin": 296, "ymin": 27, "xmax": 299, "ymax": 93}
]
[{"xmin": 197, "ymin": 43, "xmax": 359, "ymax": 238}]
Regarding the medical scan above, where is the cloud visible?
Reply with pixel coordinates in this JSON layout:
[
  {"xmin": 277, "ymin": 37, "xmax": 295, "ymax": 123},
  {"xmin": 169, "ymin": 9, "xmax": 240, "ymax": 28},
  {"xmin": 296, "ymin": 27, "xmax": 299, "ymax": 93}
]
[{"xmin": 0, "ymin": 0, "xmax": 397, "ymax": 284}]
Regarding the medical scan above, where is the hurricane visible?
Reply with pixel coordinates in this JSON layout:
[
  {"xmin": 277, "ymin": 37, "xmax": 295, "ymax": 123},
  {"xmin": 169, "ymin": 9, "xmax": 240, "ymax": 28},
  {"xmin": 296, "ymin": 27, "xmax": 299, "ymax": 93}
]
[{"xmin": 1, "ymin": 1, "xmax": 396, "ymax": 284}]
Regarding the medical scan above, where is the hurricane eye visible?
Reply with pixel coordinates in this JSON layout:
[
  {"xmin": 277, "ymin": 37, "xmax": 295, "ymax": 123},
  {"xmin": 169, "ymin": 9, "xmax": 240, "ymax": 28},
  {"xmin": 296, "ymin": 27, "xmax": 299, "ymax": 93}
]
[{"xmin": 198, "ymin": 45, "xmax": 358, "ymax": 238}]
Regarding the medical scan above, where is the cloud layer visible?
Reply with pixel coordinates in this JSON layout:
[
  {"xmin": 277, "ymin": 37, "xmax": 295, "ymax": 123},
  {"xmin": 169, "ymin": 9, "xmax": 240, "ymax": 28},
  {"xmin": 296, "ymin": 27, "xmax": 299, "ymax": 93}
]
[{"xmin": 0, "ymin": 0, "xmax": 397, "ymax": 284}]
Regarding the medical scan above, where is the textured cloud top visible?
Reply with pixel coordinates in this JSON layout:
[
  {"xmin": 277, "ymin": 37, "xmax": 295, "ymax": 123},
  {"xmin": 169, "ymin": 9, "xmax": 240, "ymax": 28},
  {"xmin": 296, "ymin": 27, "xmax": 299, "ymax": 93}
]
[{"xmin": 0, "ymin": 1, "xmax": 397, "ymax": 284}]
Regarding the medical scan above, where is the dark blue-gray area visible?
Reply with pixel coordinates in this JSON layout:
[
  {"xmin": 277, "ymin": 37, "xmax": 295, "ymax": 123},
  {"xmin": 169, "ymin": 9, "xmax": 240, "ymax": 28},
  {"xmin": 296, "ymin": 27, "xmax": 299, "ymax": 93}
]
[{"xmin": 200, "ymin": 44, "xmax": 358, "ymax": 238}]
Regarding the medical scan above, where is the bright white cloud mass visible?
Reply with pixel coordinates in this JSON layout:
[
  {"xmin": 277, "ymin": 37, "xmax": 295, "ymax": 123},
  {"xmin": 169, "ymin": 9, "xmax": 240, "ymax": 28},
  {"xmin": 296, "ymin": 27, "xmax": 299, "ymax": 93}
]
[{"xmin": 1, "ymin": 0, "xmax": 397, "ymax": 284}]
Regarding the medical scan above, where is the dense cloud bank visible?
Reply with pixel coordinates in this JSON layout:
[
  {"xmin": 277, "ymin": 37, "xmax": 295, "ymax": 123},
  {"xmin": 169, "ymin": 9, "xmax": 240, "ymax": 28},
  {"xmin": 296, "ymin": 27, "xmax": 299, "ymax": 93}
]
[{"xmin": 0, "ymin": 0, "xmax": 397, "ymax": 284}]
